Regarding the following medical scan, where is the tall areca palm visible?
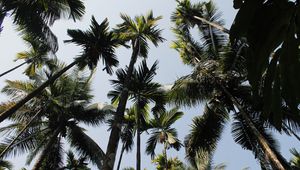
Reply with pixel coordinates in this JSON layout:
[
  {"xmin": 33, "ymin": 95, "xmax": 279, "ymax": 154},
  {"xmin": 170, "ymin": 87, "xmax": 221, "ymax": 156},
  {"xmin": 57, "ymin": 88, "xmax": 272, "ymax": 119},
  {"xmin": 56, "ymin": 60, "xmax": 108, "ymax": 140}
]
[
  {"xmin": 146, "ymin": 107, "xmax": 183, "ymax": 170},
  {"xmin": 104, "ymin": 11, "xmax": 164, "ymax": 170},
  {"xmin": 170, "ymin": 1, "xmax": 290, "ymax": 169},
  {"xmin": 108, "ymin": 60, "xmax": 166, "ymax": 170},
  {"xmin": 0, "ymin": 0, "xmax": 85, "ymax": 51},
  {"xmin": 0, "ymin": 63, "xmax": 112, "ymax": 169},
  {"xmin": 0, "ymin": 16, "xmax": 119, "ymax": 124}
]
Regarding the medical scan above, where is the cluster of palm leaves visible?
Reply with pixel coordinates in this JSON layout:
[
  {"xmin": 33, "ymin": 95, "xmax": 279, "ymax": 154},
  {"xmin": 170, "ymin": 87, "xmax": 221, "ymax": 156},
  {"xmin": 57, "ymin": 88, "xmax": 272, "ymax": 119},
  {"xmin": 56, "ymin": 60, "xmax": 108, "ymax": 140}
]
[
  {"xmin": 0, "ymin": 0, "xmax": 299, "ymax": 169},
  {"xmin": 170, "ymin": 0, "xmax": 300, "ymax": 170},
  {"xmin": 0, "ymin": 1, "xmax": 181, "ymax": 168}
]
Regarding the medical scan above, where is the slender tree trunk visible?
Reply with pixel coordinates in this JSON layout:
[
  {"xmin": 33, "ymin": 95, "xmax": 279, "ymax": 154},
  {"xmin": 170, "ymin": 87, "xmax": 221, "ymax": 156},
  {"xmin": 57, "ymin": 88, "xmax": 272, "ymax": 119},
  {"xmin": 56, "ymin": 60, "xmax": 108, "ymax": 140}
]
[
  {"xmin": 116, "ymin": 144, "xmax": 126, "ymax": 170},
  {"xmin": 103, "ymin": 41, "xmax": 140, "ymax": 170},
  {"xmin": 220, "ymin": 85, "xmax": 285, "ymax": 170},
  {"xmin": 0, "ymin": 60, "xmax": 78, "ymax": 123},
  {"xmin": 0, "ymin": 60, "xmax": 30, "ymax": 78},
  {"xmin": 0, "ymin": 110, "xmax": 41, "ymax": 158},
  {"xmin": 136, "ymin": 103, "xmax": 141, "ymax": 170},
  {"xmin": 32, "ymin": 127, "xmax": 61, "ymax": 170},
  {"xmin": 163, "ymin": 142, "xmax": 168, "ymax": 170}
]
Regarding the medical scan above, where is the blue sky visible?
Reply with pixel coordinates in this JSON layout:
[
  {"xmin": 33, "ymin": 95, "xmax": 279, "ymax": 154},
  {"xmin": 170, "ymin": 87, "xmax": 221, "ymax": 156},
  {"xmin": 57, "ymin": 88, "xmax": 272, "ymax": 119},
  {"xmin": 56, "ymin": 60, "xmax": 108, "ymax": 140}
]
[{"xmin": 0, "ymin": 0, "xmax": 299, "ymax": 169}]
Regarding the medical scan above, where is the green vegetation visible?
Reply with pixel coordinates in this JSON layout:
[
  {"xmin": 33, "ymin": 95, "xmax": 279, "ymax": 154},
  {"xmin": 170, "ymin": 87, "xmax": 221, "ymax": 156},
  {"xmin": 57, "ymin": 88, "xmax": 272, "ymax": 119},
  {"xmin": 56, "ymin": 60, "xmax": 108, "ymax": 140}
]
[{"xmin": 0, "ymin": 0, "xmax": 299, "ymax": 169}]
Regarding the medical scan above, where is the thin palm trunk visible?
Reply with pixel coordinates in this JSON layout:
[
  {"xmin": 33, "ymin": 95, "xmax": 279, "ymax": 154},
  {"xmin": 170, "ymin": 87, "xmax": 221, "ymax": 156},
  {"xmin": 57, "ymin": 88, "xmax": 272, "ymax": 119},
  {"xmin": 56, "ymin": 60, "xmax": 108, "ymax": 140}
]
[
  {"xmin": 0, "ymin": 110, "xmax": 41, "ymax": 158},
  {"xmin": 136, "ymin": 102, "xmax": 141, "ymax": 170},
  {"xmin": 0, "ymin": 60, "xmax": 30, "ymax": 78},
  {"xmin": 163, "ymin": 142, "xmax": 168, "ymax": 170},
  {"xmin": 116, "ymin": 144, "xmax": 126, "ymax": 170},
  {"xmin": 104, "ymin": 40, "xmax": 140, "ymax": 170},
  {"xmin": 0, "ymin": 60, "xmax": 78, "ymax": 123},
  {"xmin": 32, "ymin": 127, "xmax": 61, "ymax": 170},
  {"xmin": 220, "ymin": 85, "xmax": 285, "ymax": 170}
]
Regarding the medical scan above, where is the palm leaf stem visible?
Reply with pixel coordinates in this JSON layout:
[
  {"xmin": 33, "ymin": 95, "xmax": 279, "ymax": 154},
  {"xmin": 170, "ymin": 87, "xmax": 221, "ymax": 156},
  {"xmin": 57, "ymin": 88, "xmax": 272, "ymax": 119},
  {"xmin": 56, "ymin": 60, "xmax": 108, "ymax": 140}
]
[
  {"xmin": 193, "ymin": 16, "xmax": 230, "ymax": 34},
  {"xmin": 0, "ymin": 110, "xmax": 41, "ymax": 158},
  {"xmin": 0, "ymin": 60, "xmax": 30, "ymax": 78}
]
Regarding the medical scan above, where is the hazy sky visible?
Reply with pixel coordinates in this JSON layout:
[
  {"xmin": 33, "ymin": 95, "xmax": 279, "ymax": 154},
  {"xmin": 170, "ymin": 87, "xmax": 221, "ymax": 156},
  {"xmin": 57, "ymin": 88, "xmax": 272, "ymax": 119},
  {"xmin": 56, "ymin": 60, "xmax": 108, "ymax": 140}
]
[{"xmin": 0, "ymin": 1, "xmax": 299, "ymax": 170}]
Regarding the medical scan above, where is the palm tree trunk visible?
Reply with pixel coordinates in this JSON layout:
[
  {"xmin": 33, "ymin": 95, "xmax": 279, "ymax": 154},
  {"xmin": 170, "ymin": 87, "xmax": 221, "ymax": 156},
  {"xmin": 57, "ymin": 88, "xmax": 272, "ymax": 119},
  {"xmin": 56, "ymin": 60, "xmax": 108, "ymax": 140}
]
[
  {"xmin": 0, "ymin": 60, "xmax": 78, "ymax": 123},
  {"xmin": 220, "ymin": 85, "xmax": 285, "ymax": 170},
  {"xmin": 116, "ymin": 144, "xmax": 126, "ymax": 170},
  {"xmin": 136, "ymin": 103, "xmax": 141, "ymax": 170},
  {"xmin": 32, "ymin": 127, "xmax": 61, "ymax": 170},
  {"xmin": 0, "ymin": 110, "xmax": 41, "ymax": 158},
  {"xmin": 163, "ymin": 142, "xmax": 168, "ymax": 170},
  {"xmin": 0, "ymin": 60, "xmax": 30, "ymax": 78},
  {"xmin": 104, "ymin": 40, "xmax": 140, "ymax": 170}
]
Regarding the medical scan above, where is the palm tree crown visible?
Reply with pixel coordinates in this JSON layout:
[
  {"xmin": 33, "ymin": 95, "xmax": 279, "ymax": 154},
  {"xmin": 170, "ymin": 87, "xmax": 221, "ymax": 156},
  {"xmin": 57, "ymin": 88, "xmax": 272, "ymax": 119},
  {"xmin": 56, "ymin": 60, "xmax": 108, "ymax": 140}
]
[
  {"xmin": 0, "ymin": 62, "xmax": 111, "ymax": 169},
  {"xmin": 65, "ymin": 16, "xmax": 119, "ymax": 74},
  {"xmin": 0, "ymin": 0, "xmax": 85, "ymax": 51}
]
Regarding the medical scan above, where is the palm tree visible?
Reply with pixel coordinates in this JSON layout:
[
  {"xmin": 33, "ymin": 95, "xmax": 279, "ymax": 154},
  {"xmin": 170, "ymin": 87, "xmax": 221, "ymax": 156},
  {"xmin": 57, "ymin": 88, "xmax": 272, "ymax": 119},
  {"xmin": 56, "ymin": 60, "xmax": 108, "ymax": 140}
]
[
  {"xmin": 104, "ymin": 11, "xmax": 164, "ymax": 170},
  {"xmin": 170, "ymin": 1, "xmax": 290, "ymax": 169},
  {"xmin": 108, "ymin": 60, "xmax": 166, "ymax": 170},
  {"xmin": 0, "ymin": 16, "xmax": 119, "ymax": 124},
  {"xmin": 0, "ymin": 0, "xmax": 85, "ymax": 51},
  {"xmin": 0, "ymin": 63, "xmax": 112, "ymax": 169},
  {"xmin": 146, "ymin": 107, "xmax": 183, "ymax": 170},
  {"xmin": 60, "ymin": 150, "xmax": 91, "ymax": 170}
]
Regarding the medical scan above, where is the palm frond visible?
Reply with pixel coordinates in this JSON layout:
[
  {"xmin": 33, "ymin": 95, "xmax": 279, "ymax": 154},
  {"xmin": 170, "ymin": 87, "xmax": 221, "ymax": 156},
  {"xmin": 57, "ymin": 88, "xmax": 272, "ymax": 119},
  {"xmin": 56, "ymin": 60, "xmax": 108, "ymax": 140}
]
[
  {"xmin": 67, "ymin": 122, "xmax": 105, "ymax": 169},
  {"xmin": 231, "ymin": 113, "xmax": 290, "ymax": 169},
  {"xmin": 185, "ymin": 101, "xmax": 228, "ymax": 167},
  {"xmin": 65, "ymin": 16, "xmax": 119, "ymax": 74},
  {"xmin": 39, "ymin": 138, "xmax": 64, "ymax": 170}
]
